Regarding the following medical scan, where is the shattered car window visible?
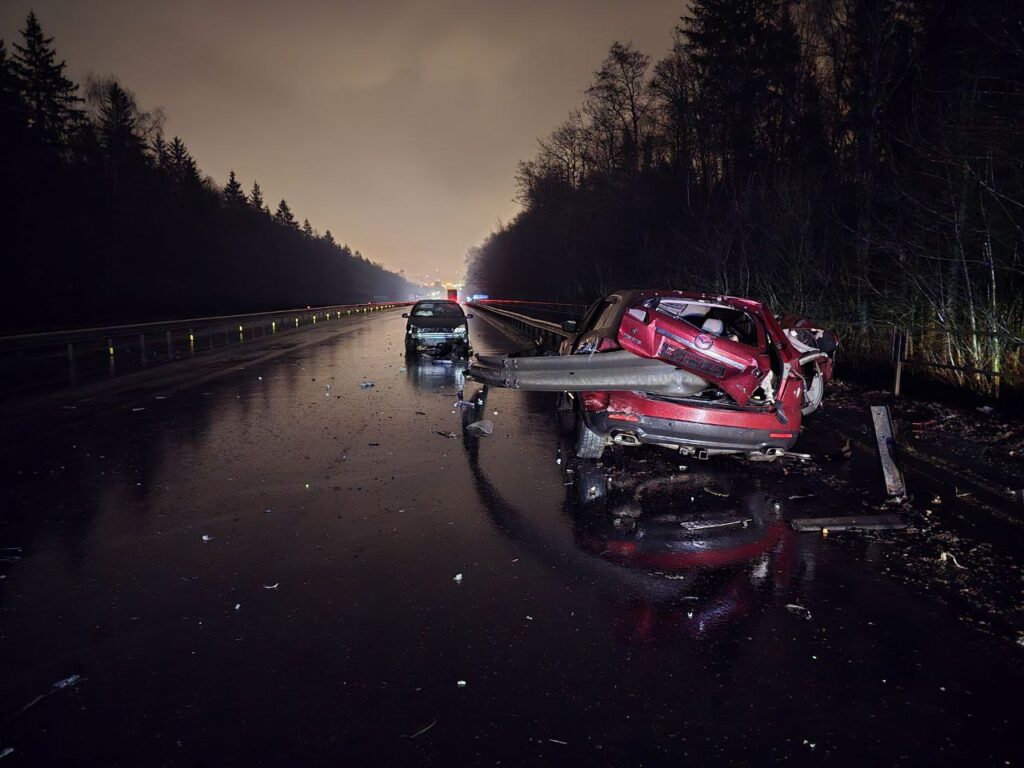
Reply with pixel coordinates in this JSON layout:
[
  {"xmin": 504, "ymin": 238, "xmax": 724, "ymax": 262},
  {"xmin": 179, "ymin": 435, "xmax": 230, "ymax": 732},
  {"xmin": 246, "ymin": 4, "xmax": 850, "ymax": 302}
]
[
  {"xmin": 412, "ymin": 302, "xmax": 464, "ymax": 318},
  {"xmin": 658, "ymin": 301, "xmax": 760, "ymax": 347}
]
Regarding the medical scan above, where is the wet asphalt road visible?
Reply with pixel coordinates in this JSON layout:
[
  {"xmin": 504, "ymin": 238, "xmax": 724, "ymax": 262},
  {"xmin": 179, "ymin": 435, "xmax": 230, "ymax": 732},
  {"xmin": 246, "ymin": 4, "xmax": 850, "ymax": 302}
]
[{"xmin": 0, "ymin": 309, "xmax": 1020, "ymax": 766}]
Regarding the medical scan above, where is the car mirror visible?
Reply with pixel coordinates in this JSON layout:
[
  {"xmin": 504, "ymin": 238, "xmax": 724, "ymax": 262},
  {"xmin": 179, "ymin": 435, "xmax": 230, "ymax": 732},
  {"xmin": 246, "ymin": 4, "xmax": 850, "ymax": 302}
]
[
  {"xmin": 561, "ymin": 320, "xmax": 579, "ymax": 334},
  {"xmin": 465, "ymin": 313, "xmax": 474, "ymax": 319},
  {"xmin": 401, "ymin": 313, "xmax": 409, "ymax": 318}
]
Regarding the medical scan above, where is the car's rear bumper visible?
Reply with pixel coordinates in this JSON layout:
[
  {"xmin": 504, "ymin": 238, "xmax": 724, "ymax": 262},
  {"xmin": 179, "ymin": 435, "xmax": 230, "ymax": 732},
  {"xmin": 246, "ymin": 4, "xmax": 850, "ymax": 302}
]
[{"xmin": 586, "ymin": 409, "xmax": 798, "ymax": 453}]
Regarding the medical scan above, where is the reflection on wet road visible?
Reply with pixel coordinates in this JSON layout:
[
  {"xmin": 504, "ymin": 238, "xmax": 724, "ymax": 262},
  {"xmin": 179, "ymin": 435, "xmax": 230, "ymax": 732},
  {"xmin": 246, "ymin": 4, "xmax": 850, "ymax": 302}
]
[{"xmin": 0, "ymin": 310, "xmax": 1019, "ymax": 765}]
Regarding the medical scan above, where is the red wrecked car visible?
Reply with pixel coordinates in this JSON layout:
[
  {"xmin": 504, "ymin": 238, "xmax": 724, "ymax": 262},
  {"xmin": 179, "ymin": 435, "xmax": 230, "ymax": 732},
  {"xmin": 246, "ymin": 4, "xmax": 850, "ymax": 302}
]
[{"xmin": 466, "ymin": 290, "xmax": 837, "ymax": 460}]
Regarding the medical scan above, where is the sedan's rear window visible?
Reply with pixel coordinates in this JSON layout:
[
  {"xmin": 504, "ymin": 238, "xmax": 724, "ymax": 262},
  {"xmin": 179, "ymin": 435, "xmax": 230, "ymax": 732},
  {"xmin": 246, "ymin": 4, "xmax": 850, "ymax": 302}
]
[{"xmin": 412, "ymin": 302, "xmax": 463, "ymax": 318}]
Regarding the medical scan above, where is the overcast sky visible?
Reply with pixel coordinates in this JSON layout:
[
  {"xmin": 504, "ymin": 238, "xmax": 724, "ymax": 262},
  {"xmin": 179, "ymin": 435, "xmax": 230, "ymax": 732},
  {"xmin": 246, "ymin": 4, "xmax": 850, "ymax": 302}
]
[{"xmin": 1, "ymin": 0, "xmax": 685, "ymax": 282}]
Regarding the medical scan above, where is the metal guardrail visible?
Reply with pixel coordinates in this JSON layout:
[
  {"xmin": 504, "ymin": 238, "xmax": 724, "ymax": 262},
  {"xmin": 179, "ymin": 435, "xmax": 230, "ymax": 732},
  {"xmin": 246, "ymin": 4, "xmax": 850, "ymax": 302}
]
[
  {"xmin": 467, "ymin": 301, "xmax": 574, "ymax": 347},
  {"xmin": 0, "ymin": 301, "xmax": 412, "ymax": 398}
]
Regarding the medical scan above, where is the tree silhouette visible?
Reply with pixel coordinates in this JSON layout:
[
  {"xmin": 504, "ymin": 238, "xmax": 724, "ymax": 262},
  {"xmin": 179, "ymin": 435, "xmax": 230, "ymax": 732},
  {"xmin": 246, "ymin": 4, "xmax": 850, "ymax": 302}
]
[
  {"xmin": 223, "ymin": 170, "xmax": 246, "ymax": 205},
  {"xmin": 11, "ymin": 11, "xmax": 82, "ymax": 150},
  {"xmin": 249, "ymin": 180, "xmax": 267, "ymax": 213},
  {"xmin": 274, "ymin": 199, "xmax": 298, "ymax": 228},
  {"xmin": 0, "ymin": 11, "xmax": 413, "ymax": 331}
]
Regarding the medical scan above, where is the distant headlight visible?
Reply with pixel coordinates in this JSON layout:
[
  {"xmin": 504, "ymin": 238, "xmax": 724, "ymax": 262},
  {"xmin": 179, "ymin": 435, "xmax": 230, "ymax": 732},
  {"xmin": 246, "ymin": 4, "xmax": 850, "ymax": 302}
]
[{"xmin": 453, "ymin": 325, "xmax": 467, "ymax": 336}]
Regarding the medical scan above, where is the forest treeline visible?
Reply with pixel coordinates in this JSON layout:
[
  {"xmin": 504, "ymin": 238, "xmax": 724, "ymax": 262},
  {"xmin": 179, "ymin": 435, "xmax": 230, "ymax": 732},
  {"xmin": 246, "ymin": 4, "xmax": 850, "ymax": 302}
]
[
  {"xmin": 466, "ymin": 0, "xmax": 1023, "ymax": 385},
  {"xmin": 0, "ymin": 12, "xmax": 411, "ymax": 332}
]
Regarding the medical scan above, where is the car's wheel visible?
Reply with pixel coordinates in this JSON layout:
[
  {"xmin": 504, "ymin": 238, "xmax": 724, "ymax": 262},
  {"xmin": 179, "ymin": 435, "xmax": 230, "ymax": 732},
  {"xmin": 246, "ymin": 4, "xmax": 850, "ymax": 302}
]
[
  {"xmin": 801, "ymin": 367, "xmax": 825, "ymax": 415},
  {"xmin": 575, "ymin": 418, "xmax": 606, "ymax": 460},
  {"xmin": 404, "ymin": 337, "xmax": 416, "ymax": 354}
]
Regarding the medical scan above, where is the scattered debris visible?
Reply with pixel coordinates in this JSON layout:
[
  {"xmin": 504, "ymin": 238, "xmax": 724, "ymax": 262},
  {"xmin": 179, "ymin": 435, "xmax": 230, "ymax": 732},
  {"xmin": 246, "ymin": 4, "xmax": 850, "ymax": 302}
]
[
  {"xmin": 407, "ymin": 718, "xmax": 438, "ymax": 739},
  {"xmin": 457, "ymin": 680, "xmax": 467, "ymax": 688},
  {"xmin": 976, "ymin": 405, "xmax": 994, "ymax": 415},
  {"xmin": 790, "ymin": 514, "xmax": 907, "ymax": 532},
  {"xmin": 786, "ymin": 603, "xmax": 813, "ymax": 620},
  {"xmin": 131, "ymin": 407, "xmax": 146, "ymax": 412},
  {"xmin": 359, "ymin": 381, "xmax": 375, "ymax": 389},
  {"xmin": 466, "ymin": 419, "xmax": 494, "ymax": 436},
  {"xmin": 703, "ymin": 485, "xmax": 729, "ymax": 498},
  {"xmin": 201, "ymin": 535, "xmax": 213, "ymax": 542},
  {"xmin": 415, "ymin": 411, "xmax": 427, "ymax": 416},
  {"xmin": 787, "ymin": 493, "xmax": 817, "ymax": 501},
  {"xmin": 234, "ymin": 603, "xmax": 241, "ymax": 611},
  {"xmin": 939, "ymin": 552, "xmax": 967, "ymax": 570},
  {"xmin": 548, "ymin": 738, "xmax": 568, "ymax": 745},
  {"xmin": 453, "ymin": 573, "xmax": 463, "ymax": 583},
  {"xmin": 435, "ymin": 430, "xmax": 457, "ymax": 439},
  {"xmin": 0, "ymin": 748, "xmax": 13, "ymax": 759},
  {"xmin": 840, "ymin": 437, "xmax": 853, "ymax": 459},
  {"xmin": 263, "ymin": 583, "xmax": 280, "ymax": 589}
]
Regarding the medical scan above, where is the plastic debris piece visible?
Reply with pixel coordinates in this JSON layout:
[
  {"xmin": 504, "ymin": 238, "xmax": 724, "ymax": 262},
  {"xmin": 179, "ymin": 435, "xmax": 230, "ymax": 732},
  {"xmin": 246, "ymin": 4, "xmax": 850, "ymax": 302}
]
[
  {"xmin": 703, "ymin": 485, "xmax": 729, "ymax": 498},
  {"xmin": 548, "ymin": 739, "xmax": 568, "ymax": 745},
  {"xmin": 526, "ymin": 615, "xmax": 534, "ymax": 621},
  {"xmin": 359, "ymin": 381, "xmax": 375, "ymax": 388},
  {"xmin": 234, "ymin": 603, "xmax": 241, "ymax": 611},
  {"xmin": 53, "ymin": 674, "xmax": 82, "ymax": 690},
  {"xmin": 456, "ymin": 680, "xmax": 467, "ymax": 688},
  {"xmin": 453, "ymin": 573, "xmax": 463, "ymax": 583},
  {"xmin": 131, "ymin": 407, "xmax": 146, "ymax": 412},
  {"xmin": 202, "ymin": 535, "xmax": 213, "ymax": 542},
  {"xmin": 408, "ymin": 718, "xmax": 438, "ymax": 739},
  {"xmin": 263, "ymin": 583, "xmax": 280, "ymax": 589},
  {"xmin": 939, "ymin": 551, "xmax": 967, "ymax": 569},
  {"xmin": 399, "ymin": 367, "xmax": 407, "ymax": 372},
  {"xmin": 435, "ymin": 430, "xmax": 457, "ymax": 439},
  {"xmin": 786, "ymin": 603, "xmax": 813, "ymax": 620},
  {"xmin": 466, "ymin": 419, "xmax": 494, "ymax": 436},
  {"xmin": 976, "ymin": 405, "xmax": 994, "ymax": 415},
  {"xmin": 0, "ymin": 748, "xmax": 13, "ymax": 759}
]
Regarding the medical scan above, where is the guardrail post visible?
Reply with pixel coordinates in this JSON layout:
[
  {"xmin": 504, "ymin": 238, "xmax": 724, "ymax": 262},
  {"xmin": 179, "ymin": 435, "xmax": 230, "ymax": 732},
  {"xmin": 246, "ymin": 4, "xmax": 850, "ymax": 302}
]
[
  {"xmin": 891, "ymin": 328, "xmax": 908, "ymax": 396},
  {"xmin": 139, "ymin": 334, "xmax": 147, "ymax": 366},
  {"xmin": 67, "ymin": 342, "xmax": 76, "ymax": 386},
  {"xmin": 166, "ymin": 330, "xmax": 173, "ymax": 358}
]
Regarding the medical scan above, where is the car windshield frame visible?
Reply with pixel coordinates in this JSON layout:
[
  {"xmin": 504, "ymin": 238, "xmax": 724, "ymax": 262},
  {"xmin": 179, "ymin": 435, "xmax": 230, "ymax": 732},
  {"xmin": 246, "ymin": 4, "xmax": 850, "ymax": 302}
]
[{"xmin": 411, "ymin": 302, "xmax": 464, "ymax": 318}]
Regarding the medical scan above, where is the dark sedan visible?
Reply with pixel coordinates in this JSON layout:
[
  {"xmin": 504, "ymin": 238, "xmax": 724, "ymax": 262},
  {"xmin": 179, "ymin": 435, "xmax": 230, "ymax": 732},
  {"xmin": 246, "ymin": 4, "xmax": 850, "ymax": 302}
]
[{"xmin": 403, "ymin": 300, "xmax": 473, "ymax": 357}]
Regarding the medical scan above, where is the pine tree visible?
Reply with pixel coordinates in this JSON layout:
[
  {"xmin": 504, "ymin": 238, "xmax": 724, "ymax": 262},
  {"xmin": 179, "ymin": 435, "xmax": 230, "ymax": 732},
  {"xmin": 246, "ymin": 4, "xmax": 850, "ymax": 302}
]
[
  {"xmin": 11, "ymin": 12, "xmax": 83, "ymax": 150},
  {"xmin": 274, "ymin": 199, "xmax": 298, "ymax": 228},
  {"xmin": 88, "ymin": 77, "xmax": 146, "ymax": 167},
  {"xmin": 166, "ymin": 136, "xmax": 200, "ymax": 186},
  {"xmin": 250, "ymin": 180, "xmax": 266, "ymax": 213},
  {"xmin": 322, "ymin": 229, "xmax": 336, "ymax": 247},
  {"xmin": 223, "ymin": 170, "xmax": 246, "ymax": 205},
  {"xmin": 302, "ymin": 218, "xmax": 315, "ymax": 237},
  {"xmin": 0, "ymin": 38, "xmax": 27, "ymax": 148}
]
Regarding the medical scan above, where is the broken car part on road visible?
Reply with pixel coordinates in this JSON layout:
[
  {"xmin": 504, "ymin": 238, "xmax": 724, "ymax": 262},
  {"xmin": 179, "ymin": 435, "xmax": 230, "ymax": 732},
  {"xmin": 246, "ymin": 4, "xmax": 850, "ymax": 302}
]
[{"xmin": 466, "ymin": 290, "xmax": 837, "ymax": 460}]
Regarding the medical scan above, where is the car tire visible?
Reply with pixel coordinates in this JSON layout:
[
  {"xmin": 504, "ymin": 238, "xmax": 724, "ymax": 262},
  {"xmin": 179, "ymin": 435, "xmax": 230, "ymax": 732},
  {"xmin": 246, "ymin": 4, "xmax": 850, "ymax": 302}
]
[{"xmin": 575, "ymin": 418, "xmax": 606, "ymax": 460}]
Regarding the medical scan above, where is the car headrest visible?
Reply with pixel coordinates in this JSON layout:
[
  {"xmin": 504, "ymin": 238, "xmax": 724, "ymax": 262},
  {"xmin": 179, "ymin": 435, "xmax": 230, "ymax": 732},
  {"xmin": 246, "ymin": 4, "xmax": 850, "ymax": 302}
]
[{"xmin": 701, "ymin": 318, "xmax": 724, "ymax": 335}]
